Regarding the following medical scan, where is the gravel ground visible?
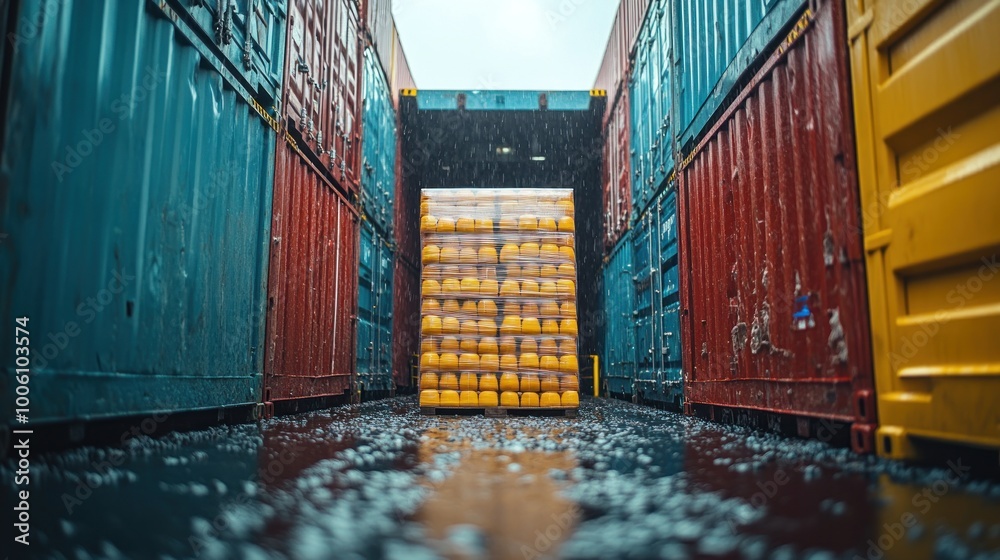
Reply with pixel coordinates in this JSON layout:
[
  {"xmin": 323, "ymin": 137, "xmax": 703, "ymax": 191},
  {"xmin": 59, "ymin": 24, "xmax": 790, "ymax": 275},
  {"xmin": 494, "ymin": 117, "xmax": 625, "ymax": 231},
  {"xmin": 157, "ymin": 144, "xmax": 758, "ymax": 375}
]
[{"xmin": 3, "ymin": 397, "xmax": 1000, "ymax": 559}]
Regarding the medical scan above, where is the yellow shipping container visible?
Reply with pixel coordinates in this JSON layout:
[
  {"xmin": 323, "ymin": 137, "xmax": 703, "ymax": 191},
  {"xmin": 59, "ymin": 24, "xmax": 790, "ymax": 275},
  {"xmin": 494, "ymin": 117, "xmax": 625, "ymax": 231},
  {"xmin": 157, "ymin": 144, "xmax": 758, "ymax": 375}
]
[{"xmin": 847, "ymin": 0, "xmax": 1000, "ymax": 459}]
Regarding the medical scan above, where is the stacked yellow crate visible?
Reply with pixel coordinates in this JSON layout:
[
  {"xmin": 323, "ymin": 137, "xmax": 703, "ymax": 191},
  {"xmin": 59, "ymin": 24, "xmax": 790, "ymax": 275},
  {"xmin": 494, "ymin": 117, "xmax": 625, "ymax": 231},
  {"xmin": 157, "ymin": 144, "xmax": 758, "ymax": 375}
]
[{"xmin": 418, "ymin": 188, "xmax": 580, "ymax": 410}]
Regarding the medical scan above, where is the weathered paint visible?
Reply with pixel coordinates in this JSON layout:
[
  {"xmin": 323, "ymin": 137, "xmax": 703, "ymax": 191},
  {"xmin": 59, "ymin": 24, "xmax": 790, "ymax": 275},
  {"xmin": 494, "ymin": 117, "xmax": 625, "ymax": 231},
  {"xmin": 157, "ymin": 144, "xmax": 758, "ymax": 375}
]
[
  {"xmin": 602, "ymin": 236, "xmax": 636, "ymax": 397},
  {"xmin": 282, "ymin": 0, "xmax": 361, "ymax": 192},
  {"xmin": 672, "ymin": 0, "xmax": 804, "ymax": 151},
  {"xmin": 628, "ymin": 0, "xmax": 674, "ymax": 217},
  {"xmin": 602, "ymin": 92, "xmax": 632, "ymax": 251},
  {"xmin": 678, "ymin": 0, "xmax": 875, "ymax": 450},
  {"xmin": 0, "ymin": 0, "xmax": 279, "ymax": 425},
  {"xmin": 391, "ymin": 258, "xmax": 420, "ymax": 389},
  {"xmin": 415, "ymin": 90, "xmax": 595, "ymax": 111},
  {"xmin": 157, "ymin": 0, "xmax": 287, "ymax": 105},
  {"xmin": 632, "ymin": 189, "xmax": 683, "ymax": 407},
  {"xmin": 356, "ymin": 220, "xmax": 394, "ymax": 392},
  {"xmin": 594, "ymin": 0, "xmax": 651, "ymax": 122},
  {"xmin": 264, "ymin": 142, "xmax": 358, "ymax": 406},
  {"xmin": 361, "ymin": 46, "xmax": 398, "ymax": 236},
  {"xmin": 847, "ymin": 0, "xmax": 1000, "ymax": 459}
]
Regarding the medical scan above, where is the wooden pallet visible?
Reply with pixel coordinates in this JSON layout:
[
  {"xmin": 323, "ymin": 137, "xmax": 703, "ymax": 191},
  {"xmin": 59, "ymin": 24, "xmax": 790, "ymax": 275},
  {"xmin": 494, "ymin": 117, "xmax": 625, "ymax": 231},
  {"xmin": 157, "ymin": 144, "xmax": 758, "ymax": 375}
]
[{"xmin": 420, "ymin": 406, "xmax": 578, "ymax": 418}]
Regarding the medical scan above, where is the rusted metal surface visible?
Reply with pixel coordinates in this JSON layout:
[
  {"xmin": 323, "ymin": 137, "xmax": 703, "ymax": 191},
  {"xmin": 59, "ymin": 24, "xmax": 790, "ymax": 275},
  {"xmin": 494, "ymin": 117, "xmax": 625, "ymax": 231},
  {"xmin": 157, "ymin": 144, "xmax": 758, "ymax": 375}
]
[
  {"xmin": 265, "ymin": 142, "xmax": 359, "ymax": 404},
  {"xmin": 602, "ymin": 93, "xmax": 631, "ymax": 252},
  {"xmin": 392, "ymin": 258, "xmax": 420, "ymax": 389},
  {"xmin": 593, "ymin": 0, "xmax": 649, "ymax": 123},
  {"xmin": 282, "ymin": 0, "xmax": 362, "ymax": 193},
  {"xmin": 678, "ymin": 0, "xmax": 875, "ymax": 445}
]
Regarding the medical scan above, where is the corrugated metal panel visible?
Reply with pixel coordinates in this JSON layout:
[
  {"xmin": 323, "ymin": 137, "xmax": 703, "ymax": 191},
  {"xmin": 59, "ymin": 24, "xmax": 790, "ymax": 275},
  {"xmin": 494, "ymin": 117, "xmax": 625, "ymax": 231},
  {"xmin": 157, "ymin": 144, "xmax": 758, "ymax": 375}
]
[
  {"xmin": 264, "ymin": 142, "xmax": 358, "ymax": 405},
  {"xmin": 363, "ymin": 0, "xmax": 393, "ymax": 83},
  {"xmin": 389, "ymin": 21, "xmax": 416, "ymax": 109},
  {"xmin": 157, "ymin": 0, "xmax": 287, "ymax": 105},
  {"xmin": 361, "ymin": 46, "xmax": 397, "ymax": 235},
  {"xmin": 392, "ymin": 258, "xmax": 420, "ymax": 388},
  {"xmin": 602, "ymin": 236, "xmax": 636, "ymax": 397},
  {"xmin": 415, "ymin": 90, "xmax": 595, "ymax": 111},
  {"xmin": 593, "ymin": 0, "xmax": 650, "ymax": 123},
  {"xmin": 0, "ymin": 0, "xmax": 279, "ymax": 425},
  {"xmin": 282, "ymin": 0, "xmax": 361, "ymax": 192},
  {"xmin": 356, "ymin": 220, "xmax": 394, "ymax": 392},
  {"xmin": 602, "ymin": 92, "xmax": 631, "ymax": 251},
  {"xmin": 672, "ymin": 0, "xmax": 804, "ymax": 151},
  {"xmin": 679, "ymin": 0, "xmax": 875, "ymax": 449},
  {"xmin": 847, "ymin": 0, "xmax": 1000, "ymax": 459},
  {"xmin": 629, "ymin": 0, "xmax": 674, "ymax": 217}
]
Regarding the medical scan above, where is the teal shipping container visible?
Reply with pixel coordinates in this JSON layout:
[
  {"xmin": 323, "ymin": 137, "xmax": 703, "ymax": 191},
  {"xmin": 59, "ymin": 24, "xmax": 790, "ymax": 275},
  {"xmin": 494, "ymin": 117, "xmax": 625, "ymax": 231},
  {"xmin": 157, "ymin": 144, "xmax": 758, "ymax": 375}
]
[
  {"xmin": 602, "ymin": 236, "xmax": 636, "ymax": 398},
  {"xmin": 0, "ymin": 0, "xmax": 283, "ymax": 427},
  {"xmin": 631, "ymin": 189, "xmax": 683, "ymax": 408},
  {"xmin": 356, "ymin": 220, "xmax": 395, "ymax": 394},
  {"xmin": 360, "ymin": 46, "xmax": 398, "ymax": 237},
  {"xmin": 628, "ymin": 0, "xmax": 674, "ymax": 216},
  {"xmin": 672, "ymin": 0, "xmax": 804, "ymax": 151}
]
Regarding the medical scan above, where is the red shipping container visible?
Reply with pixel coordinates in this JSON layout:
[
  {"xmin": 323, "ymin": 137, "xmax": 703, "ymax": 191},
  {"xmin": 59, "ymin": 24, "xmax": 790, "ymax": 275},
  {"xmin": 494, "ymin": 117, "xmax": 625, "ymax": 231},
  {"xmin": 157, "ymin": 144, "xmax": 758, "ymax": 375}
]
[
  {"xmin": 392, "ymin": 258, "xmax": 420, "ymax": 389},
  {"xmin": 602, "ymin": 92, "xmax": 632, "ymax": 251},
  {"xmin": 678, "ymin": 0, "xmax": 876, "ymax": 452},
  {"xmin": 282, "ymin": 0, "xmax": 362, "ymax": 193},
  {"xmin": 593, "ymin": 0, "xmax": 649, "ymax": 123},
  {"xmin": 264, "ymin": 141, "xmax": 359, "ymax": 409}
]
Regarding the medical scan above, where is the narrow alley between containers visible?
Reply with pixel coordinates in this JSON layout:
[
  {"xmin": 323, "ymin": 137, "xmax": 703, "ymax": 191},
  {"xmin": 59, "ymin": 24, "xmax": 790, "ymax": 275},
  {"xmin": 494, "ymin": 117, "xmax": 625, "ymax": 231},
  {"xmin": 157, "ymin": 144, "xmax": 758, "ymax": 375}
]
[{"xmin": 14, "ymin": 397, "xmax": 1000, "ymax": 559}]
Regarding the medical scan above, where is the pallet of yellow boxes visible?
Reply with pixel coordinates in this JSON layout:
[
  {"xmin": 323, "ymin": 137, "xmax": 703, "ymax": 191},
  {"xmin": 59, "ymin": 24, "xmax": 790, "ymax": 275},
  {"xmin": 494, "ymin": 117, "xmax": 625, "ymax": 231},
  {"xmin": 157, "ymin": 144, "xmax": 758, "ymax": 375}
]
[{"xmin": 419, "ymin": 188, "xmax": 580, "ymax": 416}]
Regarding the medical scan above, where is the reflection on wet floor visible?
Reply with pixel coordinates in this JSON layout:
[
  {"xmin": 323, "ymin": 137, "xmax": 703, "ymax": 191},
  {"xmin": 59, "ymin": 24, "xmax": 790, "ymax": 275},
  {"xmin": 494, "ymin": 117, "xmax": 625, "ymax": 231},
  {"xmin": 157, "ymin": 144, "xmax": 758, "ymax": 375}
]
[
  {"xmin": 2, "ymin": 397, "xmax": 999, "ymax": 559},
  {"xmin": 415, "ymin": 425, "xmax": 578, "ymax": 560}
]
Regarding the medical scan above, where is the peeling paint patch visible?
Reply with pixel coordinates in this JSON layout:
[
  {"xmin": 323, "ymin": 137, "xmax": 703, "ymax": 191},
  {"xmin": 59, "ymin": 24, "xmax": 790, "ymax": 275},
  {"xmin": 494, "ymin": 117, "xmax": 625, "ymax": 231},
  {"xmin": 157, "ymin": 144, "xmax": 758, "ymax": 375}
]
[
  {"xmin": 823, "ymin": 230, "xmax": 835, "ymax": 267},
  {"xmin": 731, "ymin": 322, "xmax": 748, "ymax": 354},
  {"xmin": 828, "ymin": 308, "xmax": 848, "ymax": 365},
  {"xmin": 749, "ymin": 304, "xmax": 771, "ymax": 354}
]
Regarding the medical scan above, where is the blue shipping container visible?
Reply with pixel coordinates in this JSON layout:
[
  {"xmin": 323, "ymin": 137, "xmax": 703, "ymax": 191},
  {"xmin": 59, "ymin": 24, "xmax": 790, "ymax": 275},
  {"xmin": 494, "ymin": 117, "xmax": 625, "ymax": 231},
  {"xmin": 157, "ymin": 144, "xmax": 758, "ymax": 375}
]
[
  {"xmin": 415, "ymin": 90, "xmax": 595, "ymax": 111},
  {"xmin": 155, "ymin": 0, "xmax": 288, "ymax": 105},
  {"xmin": 629, "ymin": 0, "xmax": 674, "ymax": 217},
  {"xmin": 672, "ymin": 0, "xmax": 803, "ymax": 150},
  {"xmin": 361, "ymin": 46, "xmax": 398, "ymax": 236},
  {"xmin": 602, "ymin": 236, "xmax": 636, "ymax": 397},
  {"xmin": 356, "ymin": 220, "xmax": 394, "ymax": 393},
  {"xmin": 0, "ymin": 0, "xmax": 281, "ymax": 426},
  {"xmin": 631, "ymin": 189, "xmax": 683, "ymax": 407}
]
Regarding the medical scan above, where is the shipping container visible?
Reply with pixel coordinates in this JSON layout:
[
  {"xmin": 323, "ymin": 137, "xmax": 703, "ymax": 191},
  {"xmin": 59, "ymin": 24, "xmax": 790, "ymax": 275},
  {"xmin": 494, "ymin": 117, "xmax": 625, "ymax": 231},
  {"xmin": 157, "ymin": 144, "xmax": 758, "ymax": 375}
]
[
  {"xmin": 158, "ymin": 0, "xmax": 287, "ymax": 106},
  {"xmin": 678, "ymin": 0, "xmax": 877, "ymax": 451},
  {"xmin": 392, "ymin": 258, "xmax": 420, "ymax": 390},
  {"xmin": 398, "ymin": 90, "xmax": 604, "ymax": 356},
  {"xmin": 628, "ymin": 0, "xmax": 674, "ymax": 217},
  {"xmin": 389, "ymin": 23, "xmax": 416, "ymax": 109},
  {"xmin": 356, "ymin": 220, "xmax": 395, "ymax": 394},
  {"xmin": 0, "ymin": 0, "xmax": 280, "ymax": 426},
  {"xmin": 593, "ymin": 0, "xmax": 651, "ymax": 123},
  {"xmin": 846, "ymin": 0, "xmax": 1000, "ymax": 459},
  {"xmin": 672, "ymin": 0, "xmax": 804, "ymax": 151},
  {"xmin": 282, "ymin": 0, "xmax": 362, "ymax": 192},
  {"xmin": 263, "ymin": 141, "xmax": 358, "ymax": 412},
  {"xmin": 602, "ymin": 236, "xmax": 636, "ymax": 397},
  {"xmin": 360, "ymin": 46, "xmax": 398, "ymax": 236},
  {"xmin": 363, "ymin": 0, "xmax": 393, "ymax": 83},
  {"xmin": 632, "ymin": 189, "xmax": 684, "ymax": 408},
  {"xmin": 602, "ymin": 92, "xmax": 632, "ymax": 251}
]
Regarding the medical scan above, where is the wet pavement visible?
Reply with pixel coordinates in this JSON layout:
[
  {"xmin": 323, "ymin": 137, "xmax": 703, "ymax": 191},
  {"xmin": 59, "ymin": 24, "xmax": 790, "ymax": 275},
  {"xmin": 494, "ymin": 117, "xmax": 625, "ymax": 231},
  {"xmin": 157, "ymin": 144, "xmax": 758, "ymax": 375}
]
[{"xmin": 3, "ymin": 397, "xmax": 1000, "ymax": 560}]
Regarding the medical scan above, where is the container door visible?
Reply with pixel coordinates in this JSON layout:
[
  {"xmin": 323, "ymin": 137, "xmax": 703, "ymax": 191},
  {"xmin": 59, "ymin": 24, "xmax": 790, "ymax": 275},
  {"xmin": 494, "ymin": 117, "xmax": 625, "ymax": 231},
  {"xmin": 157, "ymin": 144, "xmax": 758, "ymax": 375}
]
[
  {"xmin": 655, "ymin": 0, "xmax": 674, "ymax": 181},
  {"xmin": 657, "ymin": 190, "xmax": 683, "ymax": 406},
  {"xmin": 356, "ymin": 221, "xmax": 377, "ymax": 377},
  {"xmin": 632, "ymin": 213, "xmax": 656, "ymax": 396},
  {"xmin": 603, "ymin": 238, "xmax": 635, "ymax": 396},
  {"xmin": 848, "ymin": 0, "xmax": 1000, "ymax": 459}
]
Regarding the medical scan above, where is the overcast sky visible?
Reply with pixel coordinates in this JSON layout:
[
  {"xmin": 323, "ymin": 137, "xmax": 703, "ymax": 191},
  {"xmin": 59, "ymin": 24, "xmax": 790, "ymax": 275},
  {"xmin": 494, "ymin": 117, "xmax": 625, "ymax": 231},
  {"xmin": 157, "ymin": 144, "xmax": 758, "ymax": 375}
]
[{"xmin": 392, "ymin": 0, "xmax": 619, "ymax": 90}]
